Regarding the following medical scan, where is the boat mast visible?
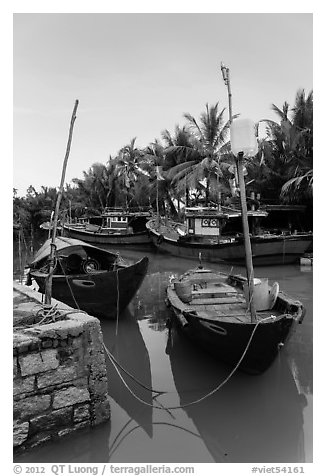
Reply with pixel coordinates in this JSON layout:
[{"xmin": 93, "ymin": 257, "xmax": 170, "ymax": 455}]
[
  {"xmin": 44, "ymin": 100, "xmax": 79, "ymax": 305},
  {"xmin": 220, "ymin": 63, "xmax": 256, "ymax": 322}
]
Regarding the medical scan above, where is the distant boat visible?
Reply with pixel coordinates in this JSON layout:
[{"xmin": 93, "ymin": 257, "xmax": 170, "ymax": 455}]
[
  {"xmin": 166, "ymin": 265, "xmax": 305, "ymax": 374},
  {"xmin": 28, "ymin": 236, "xmax": 149, "ymax": 319},
  {"xmin": 146, "ymin": 206, "xmax": 313, "ymax": 266},
  {"xmin": 63, "ymin": 207, "xmax": 152, "ymax": 246}
]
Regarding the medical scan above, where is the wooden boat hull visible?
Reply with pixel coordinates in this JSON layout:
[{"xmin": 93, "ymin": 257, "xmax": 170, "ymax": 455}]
[
  {"xmin": 30, "ymin": 257, "xmax": 149, "ymax": 320},
  {"xmin": 166, "ymin": 267, "xmax": 305, "ymax": 374},
  {"xmin": 63, "ymin": 224, "xmax": 152, "ymax": 246},
  {"xmin": 168, "ymin": 303, "xmax": 298, "ymax": 374},
  {"xmin": 147, "ymin": 222, "xmax": 312, "ymax": 266}
]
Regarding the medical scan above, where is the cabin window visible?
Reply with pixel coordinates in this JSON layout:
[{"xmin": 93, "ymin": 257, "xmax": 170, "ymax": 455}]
[{"xmin": 202, "ymin": 218, "xmax": 218, "ymax": 227}]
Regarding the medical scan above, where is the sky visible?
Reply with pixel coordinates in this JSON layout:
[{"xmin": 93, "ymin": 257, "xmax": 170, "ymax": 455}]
[{"xmin": 13, "ymin": 11, "xmax": 313, "ymax": 196}]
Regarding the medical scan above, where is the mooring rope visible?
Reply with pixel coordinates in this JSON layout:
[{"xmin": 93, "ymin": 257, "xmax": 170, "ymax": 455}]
[
  {"xmin": 102, "ymin": 315, "xmax": 274, "ymax": 411},
  {"xmin": 57, "ymin": 255, "xmax": 81, "ymax": 310},
  {"xmin": 14, "ymin": 302, "xmax": 88, "ymax": 330},
  {"xmin": 103, "ymin": 342, "xmax": 166, "ymax": 396}
]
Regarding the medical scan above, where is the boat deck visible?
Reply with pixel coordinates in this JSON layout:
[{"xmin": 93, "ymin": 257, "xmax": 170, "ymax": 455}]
[{"xmin": 167, "ymin": 270, "xmax": 282, "ymax": 324}]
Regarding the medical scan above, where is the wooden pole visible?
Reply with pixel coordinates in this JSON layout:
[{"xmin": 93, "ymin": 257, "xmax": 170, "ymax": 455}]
[
  {"xmin": 236, "ymin": 152, "xmax": 256, "ymax": 322},
  {"xmin": 221, "ymin": 63, "xmax": 256, "ymax": 321},
  {"xmin": 221, "ymin": 63, "xmax": 233, "ymax": 124},
  {"xmin": 44, "ymin": 99, "xmax": 79, "ymax": 305}
]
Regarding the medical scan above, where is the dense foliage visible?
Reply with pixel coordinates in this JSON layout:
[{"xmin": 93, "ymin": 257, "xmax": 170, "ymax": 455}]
[{"xmin": 13, "ymin": 89, "xmax": 313, "ymax": 235}]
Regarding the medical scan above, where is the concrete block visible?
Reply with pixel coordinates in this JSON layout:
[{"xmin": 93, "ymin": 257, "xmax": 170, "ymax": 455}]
[
  {"xmin": 74, "ymin": 404, "xmax": 90, "ymax": 423},
  {"xmin": 37, "ymin": 364, "xmax": 78, "ymax": 389},
  {"xmin": 13, "ymin": 375, "xmax": 35, "ymax": 396},
  {"xmin": 14, "ymin": 394, "xmax": 51, "ymax": 419},
  {"xmin": 19, "ymin": 349, "xmax": 59, "ymax": 376},
  {"xmin": 13, "ymin": 421, "xmax": 29, "ymax": 447},
  {"xmin": 53, "ymin": 386, "xmax": 90, "ymax": 409},
  {"xmin": 30, "ymin": 407, "xmax": 73, "ymax": 434}
]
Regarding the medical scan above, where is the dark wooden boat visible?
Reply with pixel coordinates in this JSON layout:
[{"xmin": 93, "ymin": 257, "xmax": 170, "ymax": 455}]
[
  {"xmin": 63, "ymin": 207, "xmax": 152, "ymax": 246},
  {"xmin": 166, "ymin": 266, "xmax": 305, "ymax": 374},
  {"xmin": 28, "ymin": 236, "xmax": 149, "ymax": 319},
  {"xmin": 146, "ymin": 208, "xmax": 313, "ymax": 266}
]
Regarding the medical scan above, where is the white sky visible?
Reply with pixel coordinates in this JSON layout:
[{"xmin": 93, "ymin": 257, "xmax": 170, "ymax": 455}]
[{"xmin": 13, "ymin": 11, "xmax": 313, "ymax": 195}]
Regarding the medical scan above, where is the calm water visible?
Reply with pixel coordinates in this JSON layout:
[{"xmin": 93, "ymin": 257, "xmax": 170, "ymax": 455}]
[{"xmin": 13, "ymin": 239, "xmax": 313, "ymax": 463}]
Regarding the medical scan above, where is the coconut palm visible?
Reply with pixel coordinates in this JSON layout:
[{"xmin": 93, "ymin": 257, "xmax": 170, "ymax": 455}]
[
  {"xmin": 259, "ymin": 89, "xmax": 313, "ymax": 203},
  {"xmin": 164, "ymin": 103, "xmax": 233, "ymax": 206},
  {"xmin": 141, "ymin": 140, "xmax": 179, "ymax": 217},
  {"xmin": 114, "ymin": 137, "xmax": 152, "ymax": 208},
  {"xmin": 72, "ymin": 162, "xmax": 111, "ymax": 211}
]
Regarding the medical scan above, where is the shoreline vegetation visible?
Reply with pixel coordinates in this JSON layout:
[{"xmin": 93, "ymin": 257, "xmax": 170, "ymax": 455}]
[{"xmin": 13, "ymin": 90, "xmax": 313, "ymax": 238}]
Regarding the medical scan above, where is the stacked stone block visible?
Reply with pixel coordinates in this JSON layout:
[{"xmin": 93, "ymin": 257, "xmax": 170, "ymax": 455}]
[{"xmin": 13, "ymin": 283, "xmax": 110, "ymax": 452}]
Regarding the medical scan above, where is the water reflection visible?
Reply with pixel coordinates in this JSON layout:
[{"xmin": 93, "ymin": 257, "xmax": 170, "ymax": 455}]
[
  {"xmin": 101, "ymin": 310, "xmax": 154, "ymax": 438},
  {"xmin": 166, "ymin": 322, "xmax": 307, "ymax": 463}
]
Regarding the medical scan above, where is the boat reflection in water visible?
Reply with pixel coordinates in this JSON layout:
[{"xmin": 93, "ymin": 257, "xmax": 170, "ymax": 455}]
[
  {"xmin": 101, "ymin": 309, "xmax": 154, "ymax": 440},
  {"xmin": 165, "ymin": 321, "xmax": 307, "ymax": 463}
]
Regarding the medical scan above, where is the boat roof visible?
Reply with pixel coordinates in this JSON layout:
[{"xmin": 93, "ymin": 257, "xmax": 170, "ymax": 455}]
[
  {"xmin": 30, "ymin": 236, "xmax": 115, "ymax": 265},
  {"xmin": 101, "ymin": 207, "xmax": 151, "ymax": 217},
  {"xmin": 185, "ymin": 206, "xmax": 268, "ymax": 219}
]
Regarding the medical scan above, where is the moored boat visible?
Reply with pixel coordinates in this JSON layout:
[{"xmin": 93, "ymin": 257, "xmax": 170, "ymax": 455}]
[
  {"xmin": 166, "ymin": 265, "xmax": 305, "ymax": 374},
  {"xmin": 146, "ymin": 206, "xmax": 313, "ymax": 266},
  {"xmin": 63, "ymin": 207, "xmax": 152, "ymax": 246},
  {"xmin": 28, "ymin": 236, "xmax": 149, "ymax": 319}
]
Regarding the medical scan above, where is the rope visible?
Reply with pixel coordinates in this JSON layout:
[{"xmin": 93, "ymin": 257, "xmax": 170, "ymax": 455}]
[
  {"xmin": 103, "ymin": 343, "xmax": 166, "ymax": 395},
  {"xmin": 14, "ymin": 303, "xmax": 87, "ymax": 330},
  {"xmin": 103, "ymin": 315, "xmax": 274, "ymax": 411},
  {"xmin": 57, "ymin": 255, "xmax": 81, "ymax": 310}
]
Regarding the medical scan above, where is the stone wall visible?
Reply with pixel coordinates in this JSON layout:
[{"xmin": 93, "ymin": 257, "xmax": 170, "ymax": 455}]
[{"xmin": 13, "ymin": 282, "xmax": 110, "ymax": 452}]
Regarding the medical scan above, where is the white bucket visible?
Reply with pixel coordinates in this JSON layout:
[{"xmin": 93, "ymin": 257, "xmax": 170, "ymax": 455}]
[{"xmin": 244, "ymin": 278, "xmax": 270, "ymax": 311}]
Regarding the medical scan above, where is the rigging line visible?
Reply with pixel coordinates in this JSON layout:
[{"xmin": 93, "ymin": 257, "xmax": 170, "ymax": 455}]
[
  {"xmin": 108, "ymin": 420, "xmax": 205, "ymax": 461},
  {"xmin": 104, "ymin": 316, "xmax": 272, "ymax": 411},
  {"xmin": 103, "ymin": 343, "xmax": 166, "ymax": 395},
  {"xmin": 57, "ymin": 255, "xmax": 80, "ymax": 310},
  {"xmin": 104, "ymin": 347, "xmax": 171, "ymax": 411}
]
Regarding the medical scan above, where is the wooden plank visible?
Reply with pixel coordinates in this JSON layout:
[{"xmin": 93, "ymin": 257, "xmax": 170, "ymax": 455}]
[
  {"xmin": 192, "ymin": 289, "xmax": 239, "ymax": 299},
  {"xmin": 190, "ymin": 296, "xmax": 246, "ymax": 305}
]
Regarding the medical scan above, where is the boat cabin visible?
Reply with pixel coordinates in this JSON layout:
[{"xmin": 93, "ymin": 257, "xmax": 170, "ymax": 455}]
[
  {"xmin": 184, "ymin": 206, "xmax": 268, "ymax": 238},
  {"xmin": 87, "ymin": 207, "xmax": 152, "ymax": 234},
  {"xmin": 185, "ymin": 207, "xmax": 229, "ymax": 238}
]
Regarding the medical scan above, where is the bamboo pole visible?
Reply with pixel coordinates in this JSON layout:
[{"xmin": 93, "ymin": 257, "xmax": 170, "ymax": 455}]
[
  {"xmin": 44, "ymin": 100, "xmax": 79, "ymax": 305},
  {"xmin": 220, "ymin": 63, "xmax": 256, "ymax": 322},
  {"xmin": 236, "ymin": 152, "xmax": 256, "ymax": 322}
]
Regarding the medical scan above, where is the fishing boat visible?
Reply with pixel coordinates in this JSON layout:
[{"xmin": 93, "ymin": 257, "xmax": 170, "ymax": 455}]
[
  {"xmin": 166, "ymin": 265, "xmax": 305, "ymax": 374},
  {"xmin": 63, "ymin": 207, "xmax": 152, "ymax": 246},
  {"xmin": 146, "ymin": 206, "xmax": 313, "ymax": 266},
  {"xmin": 28, "ymin": 236, "xmax": 149, "ymax": 319}
]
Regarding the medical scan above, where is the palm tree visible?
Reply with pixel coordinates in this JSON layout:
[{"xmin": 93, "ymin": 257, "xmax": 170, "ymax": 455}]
[
  {"xmin": 141, "ymin": 140, "xmax": 179, "ymax": 217},
  {"xmin": 259, "ymin": 89, "xmax": 313, "ymax": 203},
  {"xmin": 164, "ymin": 103, "xmax": 233, "ymax": 206},
  {"xmin": 114, "ymin": 137, "xmax": 151, "ymax": 208},
  {"xmin": 72, "ymin": 162, "xmax": 111, "ymax": 211}
]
